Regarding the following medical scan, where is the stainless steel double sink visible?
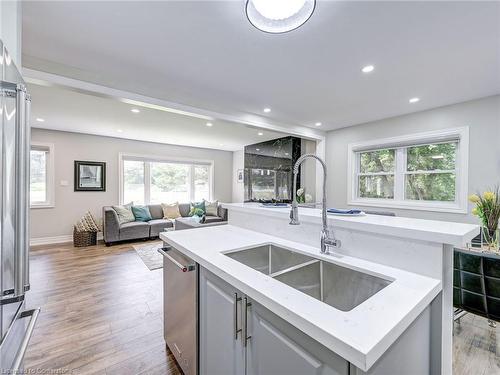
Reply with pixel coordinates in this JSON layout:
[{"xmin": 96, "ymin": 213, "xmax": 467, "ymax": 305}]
[{"xmin": 225, "ymin": 244, "xmax": 392, "ymax": 312}]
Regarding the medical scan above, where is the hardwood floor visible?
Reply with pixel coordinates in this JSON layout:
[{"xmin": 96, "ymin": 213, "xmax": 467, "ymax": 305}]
[
  {"xmin": 454, "ymin": 313, "xmax": 500, "ymax": 375},
  {"xmin": 23, "ymin": 240, "xmax": 500, "ymax": 374},
  {"xmin": 24, "ymin": 240, "xmax": 182, "ymax": 375}
]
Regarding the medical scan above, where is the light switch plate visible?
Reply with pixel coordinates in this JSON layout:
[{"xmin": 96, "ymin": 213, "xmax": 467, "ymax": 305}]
[{"xmin": 60, "ymin": 180, "xmax": 69, "ymax": 186}]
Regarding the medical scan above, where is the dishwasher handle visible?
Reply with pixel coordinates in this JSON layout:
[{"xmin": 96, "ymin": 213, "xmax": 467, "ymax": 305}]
[{"xmin": 158, "ymin": 247, "xmax": 195, "ymax": 272}]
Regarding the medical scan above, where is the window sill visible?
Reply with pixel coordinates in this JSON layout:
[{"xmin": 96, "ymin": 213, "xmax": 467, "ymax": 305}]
[
  {"xmin": 30, "ymin": 204, "xmax": 55, "ymax": 209},
  {"xmin": 348, "ymin": 199, "xmax": 467, "ymax": 214}
]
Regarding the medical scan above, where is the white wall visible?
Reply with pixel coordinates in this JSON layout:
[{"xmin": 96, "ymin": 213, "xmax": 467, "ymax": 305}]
[
  {"xmin": 300, "ymin": 139, "xmax": 317, "ymax": 202},
  {"xmin": 0, "ymin": 0, "xmax": 21, "ymax": 66},
  {"xmin": 232, "ymin": 150, "xmax": 245, "ymax": 202},
  {"xmin": 326, "ymin": 95, "xmax": 500, "ymax": 224},
  {"xmin": 30, "ymin": 129, "xmax": 233, "ymax": 239}
]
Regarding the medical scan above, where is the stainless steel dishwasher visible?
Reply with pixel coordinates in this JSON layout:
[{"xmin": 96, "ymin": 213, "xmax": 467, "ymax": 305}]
[{"xmin": 158, "ymin": 244, "xmax": 198, "ymax": 375}]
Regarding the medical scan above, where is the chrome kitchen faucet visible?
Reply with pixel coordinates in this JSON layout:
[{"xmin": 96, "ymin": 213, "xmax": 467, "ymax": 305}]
[{"xmin": 290, "ymin": 154, "xmax": 341, "ymax": 254}]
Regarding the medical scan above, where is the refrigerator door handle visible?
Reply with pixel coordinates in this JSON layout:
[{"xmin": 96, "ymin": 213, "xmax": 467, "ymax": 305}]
[
  {"xmin": 10, "ymin": 308, "xmax": 41, "ymax": 372},
  {"xmin": 13, "ymin": 84, "xmax": 27, "ymax": 299},
  {"xmin": 24, "ymin": 93, "xmax": 31, "ymax": 290}
]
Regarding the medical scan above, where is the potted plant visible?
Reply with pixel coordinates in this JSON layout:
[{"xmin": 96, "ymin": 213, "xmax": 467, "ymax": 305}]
[
  {"xmin": 296, "ymin": 188, "xmax": 306, "ymax": 204},
  {"xmin": 469, "ymin": 187, "xmax": 500, "ymax": 251}
]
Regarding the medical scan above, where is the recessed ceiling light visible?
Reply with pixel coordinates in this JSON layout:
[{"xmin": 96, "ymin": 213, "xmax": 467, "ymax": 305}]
[
  {"xmin": 36, "ymin": 118, "xmax": 45, "ymax": 122},
  {"xmin": 263, "ymin": 108, "xmax": 271, "ymax": 113},
  {"xmin": 258, "ymin": 132, "xmax": 264, "ymax": 136},
  {"xmin": 315, "ymin": 122, "xmax": 322, "ymax": 127},
  {"xmin": 131, "ymin": 108, "xmax": 140, "ymax": 113},
  {"xmin": 361, "ymin": 65, "xmax": 375, "ymax": 73},
  {"xmin": 117, "ymin": 129, "xmax": 123, "ymax": 133},
  {"xmin": 409, "ymin": 97, "xmax": 420, "ymax": 104},
  {"xmin": 246, "ymin": 0, "xmax": 316, "ymax": 34},
  {"xmin": 256, "ymin": 148, "xmax": 260, "ymax": 151},
  {"xmin": 206, "ymin": 122, "xmax": 213, "ymax": 127}
]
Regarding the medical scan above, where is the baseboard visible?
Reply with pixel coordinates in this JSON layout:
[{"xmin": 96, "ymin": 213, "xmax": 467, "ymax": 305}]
[
  {"xmin": 30, "ymin": 233, "xmax": 104, "ymax": 246},
  {"xmin": 30, "ymin": 235, "xmax": 73, "ymax": 246}
]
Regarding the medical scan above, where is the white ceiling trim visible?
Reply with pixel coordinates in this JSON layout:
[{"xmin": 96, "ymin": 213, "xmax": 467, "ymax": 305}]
[{"xmin": 23, "ymin": 68, "xmax": 326, "ymax": 142}]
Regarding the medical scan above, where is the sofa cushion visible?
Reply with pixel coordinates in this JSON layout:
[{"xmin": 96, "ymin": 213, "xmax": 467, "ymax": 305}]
[
  {"xmin": 112, "ymin": 202, "xmax": 135, "ymax": 224},
  {"xmin": 131, "ymin": 205, "xmax": 152, "ymax": 222},
  {"xmin": 178, "ymin": 203, "xmax": 191, "ymax": 217},
  {"xmin": 161, "ymin": 202, "xmax": 181, "ymax": 219},
  {"xmin": 204, "ymin": 215, "xmax": 224, "ymax": 224},
  {"xmin": 149, "ymin": 219, "xmax": 174, "ymax": 237},
  {"xmin": 148, "ymin": 204, "xmax": 163, "ymax": 220},
  {"xmin": 119, "ymin": 221, "xmax": 150, "ymax": 240}
]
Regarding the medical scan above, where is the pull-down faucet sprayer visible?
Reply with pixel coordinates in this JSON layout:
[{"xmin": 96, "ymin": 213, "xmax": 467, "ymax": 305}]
[{"xmin": 290, "ymin": 154, "xmax": 341, "ymax": 254}]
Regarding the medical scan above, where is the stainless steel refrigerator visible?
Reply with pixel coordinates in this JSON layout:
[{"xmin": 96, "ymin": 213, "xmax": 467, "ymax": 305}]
[{"xmin": 0, "ymin": 39, "xmax": 40, "ymax": 372}]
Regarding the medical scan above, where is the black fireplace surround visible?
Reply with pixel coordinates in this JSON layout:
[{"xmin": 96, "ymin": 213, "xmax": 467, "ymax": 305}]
[{"xmin": 244, "ymin": 136, "xmax": 302, "ymax": 203}]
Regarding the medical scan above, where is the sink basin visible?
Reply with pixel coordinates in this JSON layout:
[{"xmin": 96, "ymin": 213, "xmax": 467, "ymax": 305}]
[
  {"xmin": 225, "ymin": 244, "xmax": 392, "ymax": 312},
  {"xmin": 225, "ymin": 244, "xmax": 315, "ymax": 275}
]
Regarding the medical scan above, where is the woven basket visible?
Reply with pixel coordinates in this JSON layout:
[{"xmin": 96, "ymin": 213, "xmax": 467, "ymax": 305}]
[{"xmin": 73, "ymin": 227, "xmax": 97, "ymax": 247}]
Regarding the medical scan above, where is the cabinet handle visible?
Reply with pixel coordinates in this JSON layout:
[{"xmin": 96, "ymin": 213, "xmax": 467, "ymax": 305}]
[
  {"xmin": 234, "ymin": 293, "xmax": 242, "ymax": 339},
  {"xmin": 242, "ymin": 297, "xmax": 252, "ymax": 347}
]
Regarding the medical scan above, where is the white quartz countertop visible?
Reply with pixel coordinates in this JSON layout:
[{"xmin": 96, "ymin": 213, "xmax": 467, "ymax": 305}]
[
  {"xmin": 160, "ymin": 225, "xmax": 441, "ymax": 371},
  {"xmin": 222, "ymin": 203, "xmax": 479, "ymax": 247}
]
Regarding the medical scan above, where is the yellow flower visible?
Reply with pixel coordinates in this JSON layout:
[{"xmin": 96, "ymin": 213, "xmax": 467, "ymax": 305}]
[
  {"xmin": 468, "ymin": 194, "xmax": 480, "ymax": 203},
  {"xmin": 483, "ymin": 191, "xmax": 496, "ymax": 201},
  {"xmin": 471, "ymin": 207, "xmax": 479, "ymax": 216}
]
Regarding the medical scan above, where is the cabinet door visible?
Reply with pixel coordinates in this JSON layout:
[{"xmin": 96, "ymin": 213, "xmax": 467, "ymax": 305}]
[
  {"xmin": 247, "ymin": 300, "xmax": 349, "ymax": 375},
  {"xmin": 199, "ymin": 267, "xmax": 245, "ymax": 375}
]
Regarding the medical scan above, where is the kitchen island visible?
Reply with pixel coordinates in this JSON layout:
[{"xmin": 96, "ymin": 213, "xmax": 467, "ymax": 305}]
[{"xmin": 160, "ymin": 203, "xmax": 479, "ymax": 374}]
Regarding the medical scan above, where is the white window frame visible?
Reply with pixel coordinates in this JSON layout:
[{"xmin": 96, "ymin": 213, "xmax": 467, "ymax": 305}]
[
  {"xmin": 347, "ymin": 127, "xmax": 469, "ymax": 213},
  {"xmin": 118, "ymin": 153, "xmax": 214, "ymax": 205},
  {"xmin": 30, "ymin": 142, "xmax": 55, "ymax": 209}
]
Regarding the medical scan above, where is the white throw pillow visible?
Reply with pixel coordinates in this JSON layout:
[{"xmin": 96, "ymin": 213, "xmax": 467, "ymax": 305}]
[
  {"xmin": 204, "ymin": 200, "xmax": 218, "ymax": 216},
  {"xmin": 112, "ymin": 202, "xmax": 135, "ymax": 224},
  {"xmin": 162, "ymin": 202, "xmax": 181, "ymax": 219}
]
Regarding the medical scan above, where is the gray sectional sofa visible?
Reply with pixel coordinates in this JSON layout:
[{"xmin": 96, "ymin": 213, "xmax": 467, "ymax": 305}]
[{"xmin": 103, "ymin": 203, "xmax": 227, "ymax": 246}]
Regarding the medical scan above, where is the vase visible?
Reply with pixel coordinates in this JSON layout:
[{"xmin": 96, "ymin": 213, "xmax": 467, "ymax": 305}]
[{"xmin": 481, "ymin": 227, "xmax": 500, "ymax": 251}]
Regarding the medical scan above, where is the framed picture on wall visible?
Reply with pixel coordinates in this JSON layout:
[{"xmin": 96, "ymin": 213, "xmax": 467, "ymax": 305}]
[
  {"xmin": 237, "ymin": 169, "xmax": 244, "ymax": 183},
  {"xmin": 74, "ymin": 161, "xmax": 106, "ymax": 191}
]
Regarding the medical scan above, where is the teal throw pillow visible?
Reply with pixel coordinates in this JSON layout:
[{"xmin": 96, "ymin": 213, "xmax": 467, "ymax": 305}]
[
  {"xmin": 132, "ymin": 205, "xmax": 152, "ymax": 222},
  {"xmin": 189, "ymin": 201, "xmax": 206, "ymax": 216}
]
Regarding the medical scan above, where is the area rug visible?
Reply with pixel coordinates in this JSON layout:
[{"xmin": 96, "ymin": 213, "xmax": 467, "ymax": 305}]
[{"xmin": 133, "ymin": 241, "xmax": 164, "ymax": 271}]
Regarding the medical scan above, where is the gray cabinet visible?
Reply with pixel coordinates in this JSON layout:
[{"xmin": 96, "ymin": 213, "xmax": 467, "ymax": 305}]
[
  {"xmin": 199, "ymin": 267, "xmax": 245, "ymax": 375},
  {"xmin": 247, "ymin": 301, "xmax": 349, "ymax": 375},
  {"xmin": 200, "ymin": 267, "xmax": 349, "ymax": 375}
]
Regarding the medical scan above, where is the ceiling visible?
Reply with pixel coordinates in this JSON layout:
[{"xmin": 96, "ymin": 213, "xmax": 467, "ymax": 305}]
[
  {"xmin": 28, "ymin": 83, "xmax": 287, "ymax": 151},
  {"xmin": 22, "ymin": 1, "xmax": 500, "ymax": 131}
]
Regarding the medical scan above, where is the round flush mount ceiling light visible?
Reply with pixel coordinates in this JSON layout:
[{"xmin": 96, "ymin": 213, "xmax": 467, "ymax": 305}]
[
  {"xmin": 246, "ymin": 0, "xmax": 316, "ymax": 34},
  {"xmin": 361, "ymin": 65, "xmax": 375, "ymax": 73}
]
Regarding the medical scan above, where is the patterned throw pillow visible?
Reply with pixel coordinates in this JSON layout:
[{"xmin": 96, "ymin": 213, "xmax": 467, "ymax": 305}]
[
  {"xmin": 161, "ymin": 202, "xmax": 181, "ymax": 219},
  {"xmin": 190, "ymin": 201, "xmax": 206, "ymax": 216},
  {"xmin": 132, "ymin": 205, "xmax": 152, "ymax": 222},
  {"xmin": 75, "ymin": 211, "xmax": 100, "ymax": 232},
  {"xmin": 204, "ymin": 200, "xmax": 218, "ymax": 216},
  {"xmin": 112, "ymin": 202, "xmax": 135, "ymax": 224}
]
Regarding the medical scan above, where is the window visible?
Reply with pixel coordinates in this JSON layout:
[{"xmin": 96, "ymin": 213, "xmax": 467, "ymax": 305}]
[
  {"xmin": 348, "ymin": 128, "xmax": 469, "ymax": 213},
  {"xmin": 120, "ymin": 155, "xmax": 213, "ymax": 205},
  {"xmin": 30, "ymin": 143, "xmax": 54, "ymax": 208}
]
